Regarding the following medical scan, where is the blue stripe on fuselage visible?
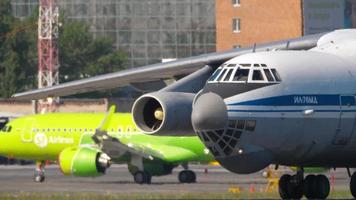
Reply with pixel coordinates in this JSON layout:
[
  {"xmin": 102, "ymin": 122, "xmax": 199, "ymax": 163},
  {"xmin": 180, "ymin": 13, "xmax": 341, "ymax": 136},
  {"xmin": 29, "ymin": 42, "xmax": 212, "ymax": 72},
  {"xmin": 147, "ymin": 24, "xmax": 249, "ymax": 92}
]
[{"xmin": 228, "ymin": 95, "xmax": 342, "ymax": 106}]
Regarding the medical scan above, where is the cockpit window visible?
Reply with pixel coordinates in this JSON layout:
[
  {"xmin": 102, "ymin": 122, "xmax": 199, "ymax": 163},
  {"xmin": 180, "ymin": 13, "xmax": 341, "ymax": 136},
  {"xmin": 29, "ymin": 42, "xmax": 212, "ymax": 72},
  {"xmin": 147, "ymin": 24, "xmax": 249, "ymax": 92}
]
[
  {"xmin": 207, "ymin": 63, "xmax": 281, "ymax": 84},
  {"xmin": 252, "ymin": 70, "xmax": 264, "ymax": 81},
  {"xmin": 1, "ymin": 126, "xmax": 11, "ymax": 132},
  {"xmin": 271, "ymin": 69, "xmax": 281, "ymax": 81},
  {"xmin": 263, "ymin": 69, "xmax": 274, "ymax": 81},
  {"xmin": 216, "ymin": 68, "xmax": 227, "ymax": 82},
  {"xmin": 240, "ymin": 64, "xmax": 251, "ymax": 67},
  {"xmin": 233, "ymin": 69, "xmax": 249, "ymax": 81},
  {"xmin": 223, "ymin": 69, "xmax": 233, "ymax": 81},
  {"xmin": 208, "ymin": 68, "xmax": 222, "ymax": 81}
]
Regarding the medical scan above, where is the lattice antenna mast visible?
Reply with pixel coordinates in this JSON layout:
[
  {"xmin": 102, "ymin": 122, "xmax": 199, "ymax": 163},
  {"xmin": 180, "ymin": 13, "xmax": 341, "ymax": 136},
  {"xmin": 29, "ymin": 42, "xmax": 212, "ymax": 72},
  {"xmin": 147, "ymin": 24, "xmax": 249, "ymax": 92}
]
[{"xmin": 37, "ymin": 0, "xmax": 60, "ymax": 113}]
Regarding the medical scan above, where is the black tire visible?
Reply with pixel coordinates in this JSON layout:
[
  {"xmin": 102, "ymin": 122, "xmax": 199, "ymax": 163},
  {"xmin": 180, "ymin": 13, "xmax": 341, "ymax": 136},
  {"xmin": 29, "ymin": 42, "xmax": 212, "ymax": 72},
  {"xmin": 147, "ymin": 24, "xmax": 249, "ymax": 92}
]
[
  {"xmin": 279, "ymin": 174, "xmax": 291, "ymax": 199},
  {"xmin": 34, "ymin": 175, "xmax": 45, "ymax": 183},
  {"xmin": 350, "ymin": 172, "xmax": 356, "ymax": 198},
  {"xmin": 315, "ymin": 174, "xmax": 330, "ymax": 199},
  {"xmin": 179, "ymin": 170, "xmax": 190, "ymax": 183},
  {"xmin": 134, "ymin": 171, "xmax": 146, "ymax": 184},
  {"xmin": 287, "ymin": 175, "xmax": 303, "ymax": 199},
  {"xmin": 187, "ymin": 170, "xmax": 196, "ymax": 183},
  {"xmin": 304, "ymin": 174, "xmax": 317, "ymax": 199}
]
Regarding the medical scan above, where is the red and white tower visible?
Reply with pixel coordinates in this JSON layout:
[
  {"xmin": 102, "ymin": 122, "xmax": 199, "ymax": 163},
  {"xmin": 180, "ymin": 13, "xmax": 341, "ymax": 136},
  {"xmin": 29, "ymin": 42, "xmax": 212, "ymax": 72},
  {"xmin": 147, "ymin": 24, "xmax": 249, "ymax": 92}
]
[{"xmin": 37, "ymin": 0, "xmax": 60, "ymax": 113}]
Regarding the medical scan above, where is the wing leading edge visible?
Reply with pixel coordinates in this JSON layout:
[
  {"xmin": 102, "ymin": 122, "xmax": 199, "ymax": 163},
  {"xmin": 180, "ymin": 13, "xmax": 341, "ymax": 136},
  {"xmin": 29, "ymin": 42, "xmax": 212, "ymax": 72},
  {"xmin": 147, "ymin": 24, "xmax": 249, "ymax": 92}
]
[{"xmin": 12, "ymin": 32, "xmax": 326, "ymax": 100}]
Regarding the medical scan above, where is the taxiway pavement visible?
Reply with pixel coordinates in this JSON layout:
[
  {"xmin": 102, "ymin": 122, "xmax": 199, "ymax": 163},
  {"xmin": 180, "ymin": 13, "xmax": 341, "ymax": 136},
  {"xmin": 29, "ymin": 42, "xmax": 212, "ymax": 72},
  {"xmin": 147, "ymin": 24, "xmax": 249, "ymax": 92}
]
[{"xmin": 0, "ymin": 164, "xmax": 350, "ymax": 194}]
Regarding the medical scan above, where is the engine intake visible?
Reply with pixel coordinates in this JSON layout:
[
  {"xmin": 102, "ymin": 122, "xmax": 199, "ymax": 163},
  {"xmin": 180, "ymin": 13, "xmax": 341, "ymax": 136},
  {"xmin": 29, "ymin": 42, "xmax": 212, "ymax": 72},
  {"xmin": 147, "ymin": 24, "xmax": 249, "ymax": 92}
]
[
  {"xmin": 133, "ymin": 92, "xmax": 195, "ymax": 135},
  {"xmin": 58, "ymin": 147, "xmax": 111, "ymax": 177}
]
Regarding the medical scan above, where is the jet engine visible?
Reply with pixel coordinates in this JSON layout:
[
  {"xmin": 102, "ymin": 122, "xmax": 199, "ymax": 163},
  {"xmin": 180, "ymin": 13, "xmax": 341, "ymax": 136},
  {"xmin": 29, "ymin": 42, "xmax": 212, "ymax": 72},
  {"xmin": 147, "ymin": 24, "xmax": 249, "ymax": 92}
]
[
  {"xmin": 58, "ymin": 147, "xmax": 111, "ymax": 177},
  {"xmin": 132, "ymin": 91, "xmax": 195, "ymax": 135}
]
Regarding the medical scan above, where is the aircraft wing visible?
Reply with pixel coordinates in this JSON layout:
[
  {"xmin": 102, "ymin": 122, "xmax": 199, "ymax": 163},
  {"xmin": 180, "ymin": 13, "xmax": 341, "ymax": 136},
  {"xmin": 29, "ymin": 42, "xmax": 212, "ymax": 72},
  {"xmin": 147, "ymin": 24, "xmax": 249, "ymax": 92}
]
[
  {"xmin": 134, "ymin": 143, "xmax": 204, "ymax": 163},
  {"xmin": 12, "ymin": 33, "xmax": 325, "ymax": 100},
  {"xmin": 92, "ymin": 106, "xmax": 154, "ymax": 160},
  {"xmin": 101, "ymin": 139, "xmax": 205, "ymax": 163},
  {"xmin": 94, "ymin": 129, "xmax": 202, "ymax": 163},
  {"xmin": 92, "ymin": 106, "xmax": 206, "ymax": 163}
]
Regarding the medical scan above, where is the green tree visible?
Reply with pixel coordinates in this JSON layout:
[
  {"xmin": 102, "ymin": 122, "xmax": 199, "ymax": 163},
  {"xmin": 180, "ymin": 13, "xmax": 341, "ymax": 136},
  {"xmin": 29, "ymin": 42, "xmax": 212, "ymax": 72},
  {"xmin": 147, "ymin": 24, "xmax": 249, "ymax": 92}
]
[
  {"xmin": 0, "ymin": 0, "xmax": 37, "ymax": 97},
  {"xmin": 0, "ymin": 0, "xmax": 13, "ymax": 46},
  {"xmin": 0, "ymin": 5, "xmax": 127, "ymax": 98},
  {"xmin": 59, "ymin": 20, "xmax": 127, "ymax": 82}
]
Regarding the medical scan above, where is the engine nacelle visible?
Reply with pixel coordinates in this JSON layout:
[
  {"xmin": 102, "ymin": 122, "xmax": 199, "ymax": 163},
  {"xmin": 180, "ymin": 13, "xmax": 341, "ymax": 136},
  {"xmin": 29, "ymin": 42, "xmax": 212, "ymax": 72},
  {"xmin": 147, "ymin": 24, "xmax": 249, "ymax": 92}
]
[
  {"xmin": 58, "ymin": 147, "xmax": 111, "ymax": 177},
  {"xmin": 132, "ymin": 92, "xmax": 195, "ymax": 135}
]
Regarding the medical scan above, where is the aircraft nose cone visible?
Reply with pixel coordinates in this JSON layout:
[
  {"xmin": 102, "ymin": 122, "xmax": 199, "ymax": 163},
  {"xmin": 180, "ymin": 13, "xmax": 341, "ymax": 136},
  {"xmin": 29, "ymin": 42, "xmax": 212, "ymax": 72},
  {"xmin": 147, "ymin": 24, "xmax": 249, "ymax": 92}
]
[{"xmin": 192, "ymin": 92, "xmax": 228, "ymax": 131}]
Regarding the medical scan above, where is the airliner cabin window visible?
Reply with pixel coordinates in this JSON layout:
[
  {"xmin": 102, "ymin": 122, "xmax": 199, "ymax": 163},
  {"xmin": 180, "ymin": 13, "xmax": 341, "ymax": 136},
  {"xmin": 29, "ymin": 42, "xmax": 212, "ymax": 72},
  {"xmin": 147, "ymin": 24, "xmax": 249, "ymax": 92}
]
[
  {"xmin": 253, "ymin": 64, "xmax": 260, "ymax": 67},
  {"xmin": 252, "ymin": 70, "xmax": 264, "ymax": 81},
  {"xmin": 271, "ymin": 69, "xmax": 281, "ymax": 81},
  {"xmin": 263, "ymin": 69, "xmax": 274, "ymax": 81},
  {"xmin": 233, "ymin": 69, "xmax": 249, "ymax": 81}
]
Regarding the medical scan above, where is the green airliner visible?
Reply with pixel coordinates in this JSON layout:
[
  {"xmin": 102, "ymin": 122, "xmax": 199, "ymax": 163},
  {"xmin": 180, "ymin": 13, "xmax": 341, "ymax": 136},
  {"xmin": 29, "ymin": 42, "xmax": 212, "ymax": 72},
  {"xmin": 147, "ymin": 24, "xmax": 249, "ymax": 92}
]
[{"xmin": 0, "ymin": 106, "xmax": 213, "ymax": 184}]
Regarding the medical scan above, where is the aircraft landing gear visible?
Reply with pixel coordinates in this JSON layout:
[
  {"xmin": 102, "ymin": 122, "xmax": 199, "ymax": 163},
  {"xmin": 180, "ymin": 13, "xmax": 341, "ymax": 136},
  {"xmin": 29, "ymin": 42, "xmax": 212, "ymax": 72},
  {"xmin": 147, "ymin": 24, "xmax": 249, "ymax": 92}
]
[
  {"xmin": 303, "ymin": 174, "xmax": 330, "ymax": 199},
  {"xmin": 133, "ymin": 171, "xmax": 151, "ymax": 184},
  {"xmin": 278, "ymin": 170, "xmax": 329, "ymax": 199},
  {"xmin": 33, "ymin": 161, "xmax": 45, "ymax": 183},
  {"xmin": 350, "ymin": 171, "xmax": 356, "ymax": 198},
  {"xmin": 178, "ymin": 170, "xmax": 196, "ymax": 183}
]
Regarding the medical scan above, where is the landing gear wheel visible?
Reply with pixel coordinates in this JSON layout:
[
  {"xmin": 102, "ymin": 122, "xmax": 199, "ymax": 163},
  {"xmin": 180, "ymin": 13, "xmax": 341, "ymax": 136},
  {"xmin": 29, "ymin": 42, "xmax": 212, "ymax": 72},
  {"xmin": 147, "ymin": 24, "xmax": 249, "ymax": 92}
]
[
  {"xmin": 303, "ymin": 174, "xmax": 316, "ymax": 199},
  {"xmin": 179, "ymin": 170, "xmax": 196, "ymax": 183},
  {"xmin": 279, "ymin": 174, "xmax": 303, "ymax": 199},
  {"xmin": 303, "ymin": 174, "xmax": 329, "ymax": 199},
  {"xmin": 133, "ymin": 171, "xmax": 151, "ymax": 184},
  {"xmin": 34, "ymin": 161, "xmax": 46, "ymax": 183},
  {"xmin": 351, "ymin": 172, "xmax": 356, "ymax": 198},
  {"xmin": 188, "ymin": 170, "xmax": 196, "ymax": 183},
  {"xmin": 278, "ymin": 174, "xmax": 291, "ymax": 199},
  {"xmin": 33, "ymin": 172, "xmax": 45, "ymax": 183},
  {"xmin": 288, "ymin": 175, "xmax": 303, "ymax": 199},
  {"xmin": 315, "ymin": 174, "xmax": 330, "ymax": 199}
]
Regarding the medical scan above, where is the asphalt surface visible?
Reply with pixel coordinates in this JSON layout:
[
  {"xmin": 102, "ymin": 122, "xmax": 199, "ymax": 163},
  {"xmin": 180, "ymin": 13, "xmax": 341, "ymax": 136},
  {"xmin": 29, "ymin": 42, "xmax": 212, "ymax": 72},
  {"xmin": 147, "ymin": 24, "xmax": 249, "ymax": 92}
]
[{"xmin": 0, "ymin": 164, "xmax": 351, "ymax": 194}]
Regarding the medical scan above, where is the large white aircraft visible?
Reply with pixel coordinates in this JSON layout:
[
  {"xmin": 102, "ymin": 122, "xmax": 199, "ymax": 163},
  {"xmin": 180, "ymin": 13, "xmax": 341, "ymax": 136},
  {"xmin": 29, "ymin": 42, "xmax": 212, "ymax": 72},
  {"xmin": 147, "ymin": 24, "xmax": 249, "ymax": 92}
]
[{"xmin": 13, "ymin": 29, "xmax": 356, "ymax": 199}]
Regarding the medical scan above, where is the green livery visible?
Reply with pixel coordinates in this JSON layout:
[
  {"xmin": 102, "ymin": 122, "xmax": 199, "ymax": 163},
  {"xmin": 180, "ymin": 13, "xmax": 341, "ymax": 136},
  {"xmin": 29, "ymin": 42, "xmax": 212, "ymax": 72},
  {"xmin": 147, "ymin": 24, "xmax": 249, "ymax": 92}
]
[{"xmin": 0, "ymin": 109, "xmax": 213, "ymax": 184}]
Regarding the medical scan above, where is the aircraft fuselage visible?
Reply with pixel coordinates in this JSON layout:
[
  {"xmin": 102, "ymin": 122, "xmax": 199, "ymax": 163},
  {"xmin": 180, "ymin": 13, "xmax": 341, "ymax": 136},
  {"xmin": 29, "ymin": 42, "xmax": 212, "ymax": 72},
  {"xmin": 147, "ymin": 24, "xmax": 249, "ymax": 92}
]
[{"xmin": 193, "ymin": 30, "xmax": 356, "ymax": 174}]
